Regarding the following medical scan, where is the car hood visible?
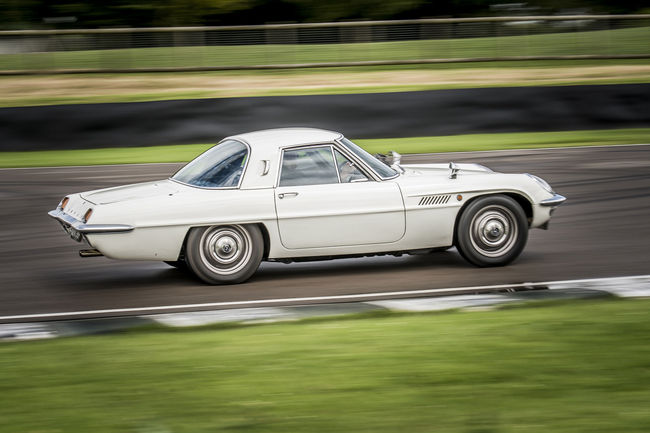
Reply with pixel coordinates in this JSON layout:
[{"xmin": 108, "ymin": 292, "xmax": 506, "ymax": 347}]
[
  {"xmin": 400, "ymin": 163, "xmax": 495, "ymax": 176},
  {"xmin": 81, "ymin": 179, "xmax": 184, "ymax": 205}
]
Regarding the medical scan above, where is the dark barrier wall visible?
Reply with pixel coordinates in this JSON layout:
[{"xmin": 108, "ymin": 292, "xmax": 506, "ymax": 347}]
[{"xmin": 1, "ymin": 84, "xmax": 649, "ymax": 151}]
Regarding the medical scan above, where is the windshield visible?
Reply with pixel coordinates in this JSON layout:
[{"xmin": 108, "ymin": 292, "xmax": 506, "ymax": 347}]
[
  {"xmin": 339, "ymin": 138, "xmax": 398, "ymax": 180},
  {"xmin": 172, "ymin": 140, "xmax": 248, "ymax": 188}
]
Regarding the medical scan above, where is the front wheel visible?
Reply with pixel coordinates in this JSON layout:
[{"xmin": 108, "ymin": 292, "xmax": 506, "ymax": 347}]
[
  {"xmin": 455, "ymin": 195, "xmax": 528, "ymax": 267},
  {"xmin": 185, "ymin": 224, "xmax": 263, "ymax": 284}
]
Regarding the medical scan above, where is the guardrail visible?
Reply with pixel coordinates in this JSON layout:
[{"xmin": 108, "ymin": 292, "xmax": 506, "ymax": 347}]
[{"xmin": 1, "ymin": 15, "xmax": 649, "ymax": 74}]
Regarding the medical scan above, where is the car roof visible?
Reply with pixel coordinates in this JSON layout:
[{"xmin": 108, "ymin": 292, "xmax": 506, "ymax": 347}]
[{"xmin": 226, "ymin": 127, "xmax": 342, "ymax": 150}]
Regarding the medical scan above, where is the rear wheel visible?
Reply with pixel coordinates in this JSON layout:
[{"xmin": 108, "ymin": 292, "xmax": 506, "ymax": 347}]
[
  {"xmin": 455, "ymin": 195, "xmax": 528, "ymax": 267},
  {"xmin": 185, "ymin": 224, "xmax": 263, "ymax": 284}
]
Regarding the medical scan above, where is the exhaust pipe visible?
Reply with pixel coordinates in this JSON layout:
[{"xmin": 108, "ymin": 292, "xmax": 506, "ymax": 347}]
[{"xmin": 79, "ymin": 249, "xmax": 103, "ymax": 257}]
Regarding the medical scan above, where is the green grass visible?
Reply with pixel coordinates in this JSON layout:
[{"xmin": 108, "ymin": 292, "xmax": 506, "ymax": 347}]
[
  {"xmin": 355, "ymin": 128, "xmax": 650, "ymax": 154},
  {"xmin": 1, "ymin": 298, "xmax": 649, "ymax": 432},
  {"xmin": 0, "ymin": 143, "xmax": 213, "ymax": 168},
  {"xmin": 2, "ymin": 128, "xmax": 649, "ymax": 168},
  {"xmin": 2, "ymin": 25, "xmax": 649, "ymax": 71}
]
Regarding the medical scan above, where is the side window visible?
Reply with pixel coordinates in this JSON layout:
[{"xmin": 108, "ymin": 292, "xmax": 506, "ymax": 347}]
[
  {"xmin": 279, "ymin": 146, "xmax": 339, "ymax": 187},
  {"xmin": 334, "ymin": 150, "xmax": 369, "ymax": 183}
]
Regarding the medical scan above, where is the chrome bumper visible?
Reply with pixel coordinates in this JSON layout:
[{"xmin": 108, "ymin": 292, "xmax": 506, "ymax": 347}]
[
  {"xmin": 540, "ymin": 194, "xmax": 567, "ymax": 207},
  {"xmin": 48, "ymin": 209, "xmax": 134, "ymax": 242}
]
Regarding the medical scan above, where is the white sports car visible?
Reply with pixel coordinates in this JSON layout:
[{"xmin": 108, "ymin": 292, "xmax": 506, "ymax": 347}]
[{"xmin": 49, "ymin": 128, "xmax": 565, "ymax": 284}]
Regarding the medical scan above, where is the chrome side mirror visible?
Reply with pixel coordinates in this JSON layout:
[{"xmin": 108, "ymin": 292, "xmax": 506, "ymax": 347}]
[
  {"xmin": 390, "ymin": 151, "xmax": 401, "ymax": 166},
  {"xmin": 449, "ymin": 162, "xmax": 459, "ymax": 179},
  {"xmin": 374, "ymin": 151, "xmax": 404, "ymax": 173},
  {"xmin": 390, "ymin": 151, "xmax": 404, "ymax": 174}
]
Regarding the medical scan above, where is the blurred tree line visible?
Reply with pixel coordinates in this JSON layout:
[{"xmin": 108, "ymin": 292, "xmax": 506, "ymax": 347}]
[{"xmin": 1, "ymin": 0, "xmax": 648, "ymax": 29}]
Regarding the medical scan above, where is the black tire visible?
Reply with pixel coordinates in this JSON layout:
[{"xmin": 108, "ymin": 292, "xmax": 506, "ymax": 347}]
[
  {"xmin": 455, "ymin": 195, "xmax": 528, "ymax": 267},
  {"xmin": 185, "ymin": 224, "xmax": 263, "ymax": 284}
]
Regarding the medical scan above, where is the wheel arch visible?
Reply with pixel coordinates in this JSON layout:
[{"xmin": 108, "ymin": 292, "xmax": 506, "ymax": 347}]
[
  {"xmin": 453, "ymin": 192, "xmax": 533, "ymax": 245},
  {"xmin": 255, "ymin": 222, "xmax": 271, "ymax": 260},
  {"xmin": 176, "ymin": 227, "xmax": 192, "ymax": 261}
]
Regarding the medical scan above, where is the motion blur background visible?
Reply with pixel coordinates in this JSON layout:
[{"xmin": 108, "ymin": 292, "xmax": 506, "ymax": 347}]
[
  {"xmin": 1, "ymin": 1, "xmax": 649, "ymax": 432},
  {"xmin": 2, "ymin": 0, "xmax": 649, "ymax": 27},
  {"xmin": 1, "ymin": 0, "xmax": 649, "ymax": 155},
  {"xmin": 1, "ymin": 0, "xmax": 650, "ymax": 72}
]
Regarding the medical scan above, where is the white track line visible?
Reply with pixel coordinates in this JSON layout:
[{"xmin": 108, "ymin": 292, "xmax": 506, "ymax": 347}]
[
  {"xmin": 1, "ymin": 274, "xmax": 648, "ymax": 322},
  {"xmin": 2, "ymin": 143, "xmax": 649, "ymax": 170}
]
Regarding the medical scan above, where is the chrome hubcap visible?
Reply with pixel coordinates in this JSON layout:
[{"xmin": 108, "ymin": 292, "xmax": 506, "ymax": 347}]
[
  {"xmin": 469, "ymin": 205, "xmax": 518, "ymax": 257},
  {"xmin": 199, "ymin": 226, "xmax": 252, "ymax": 275},
  {"xmin": 215, "ymin": 236, "xmax": 237, "ymax": 261},
  {"xmin": 482, "ymin": 218, "xmax": 507, "ymax": 245}
]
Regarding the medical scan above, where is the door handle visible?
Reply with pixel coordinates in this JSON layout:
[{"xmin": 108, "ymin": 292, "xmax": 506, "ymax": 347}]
[{"xmin": 278, "ymin": 192, "xmax": 299, "ymax": 199}]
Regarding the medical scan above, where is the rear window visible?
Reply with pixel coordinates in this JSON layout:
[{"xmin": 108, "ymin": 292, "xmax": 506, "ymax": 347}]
[{"xmin": 172, "ymin": 140, "xmax": 248, "ymax": 188}]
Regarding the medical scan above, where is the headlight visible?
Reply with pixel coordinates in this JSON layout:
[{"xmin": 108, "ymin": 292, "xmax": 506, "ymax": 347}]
[{"xmin": 526, "ymin": 173, "xmax": 554, "ymax": 194}]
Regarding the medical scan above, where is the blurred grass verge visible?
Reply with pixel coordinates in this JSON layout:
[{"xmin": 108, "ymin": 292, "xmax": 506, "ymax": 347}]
[
  {"xmin": 1, "ymin": 298, "xmax": 648, "ymax": 432},
  {"xmin": 1, "ymin": 60, "xmax": 649, "ymax": 108},
  {"xmin": 1, "ymin": 128, "xmax": 648, "ymax": 168}
]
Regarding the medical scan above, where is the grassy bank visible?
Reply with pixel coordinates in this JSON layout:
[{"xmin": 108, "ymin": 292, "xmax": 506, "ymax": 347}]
[
  {"xmin": 1, "ymin": 128, "xmax": 648, "ymax": 168},
  {"xmin": 2, "ymin": 26, "xmax": 648, "ymax": 72},
  {"xmin": 1, "ymin": 298, "xmax": 649, "ymax": 432}
]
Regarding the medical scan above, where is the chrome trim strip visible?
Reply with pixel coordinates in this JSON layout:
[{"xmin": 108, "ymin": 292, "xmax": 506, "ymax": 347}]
[
  {"xmin": 169, "ymin": 178, "xmax": 240, "ymax": 190},
  {"xmin": 540, "ymin": 194, "xmax": 567, "ymax": 207},
  {"xmin": 48, "ymin": 209, "xmax": 134, "ymax": 233},
  {"xmin": 79, "ymin": 249, "xmax": 103, "ymax": 257},
  {"xmin": 329, "ymin": 145, "xmax": 342, "ymax": 184}
]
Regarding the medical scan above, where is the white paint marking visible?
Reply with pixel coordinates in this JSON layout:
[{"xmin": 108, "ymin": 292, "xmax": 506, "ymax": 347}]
[
  {"xmin": 1, "ymin": 274, "xmax": 648, "ymax": 322},
  {"xmin": 0, "ymin": 323, "xmax": 58, "ymax": 340},
  {"xmin": 369, "ymin": 294, "xmax": 518, "ymax": 312}
]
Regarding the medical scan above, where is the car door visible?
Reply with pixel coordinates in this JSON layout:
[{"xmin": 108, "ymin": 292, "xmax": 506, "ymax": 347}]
[{"xmin": 274, "ymin": 144, "xmax": 405, "ymax": 249}]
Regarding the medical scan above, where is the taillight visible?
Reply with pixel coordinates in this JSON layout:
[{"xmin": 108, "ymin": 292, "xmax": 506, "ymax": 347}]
[
  {"xmin": 61, "ymin": 197, "xmax": 70, "ymax": 210},
  {"xmin": 83, "ymin": 208, "xmax": 93, "ymax": 223}
]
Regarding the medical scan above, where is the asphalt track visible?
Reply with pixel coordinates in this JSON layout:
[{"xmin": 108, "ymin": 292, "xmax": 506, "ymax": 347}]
[
  {"xmin": 2, "ymin": 84, "xmax": 650, "ymax": 151},
  {"xmin": 0, "ymin": 144, "xmax": 649, "ymax": 322}
]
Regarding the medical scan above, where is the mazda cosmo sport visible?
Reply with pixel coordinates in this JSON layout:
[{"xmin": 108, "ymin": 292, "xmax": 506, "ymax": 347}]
[{"xmin": 49, "ymin": 128, "xmax": 566, "ymax": 284}]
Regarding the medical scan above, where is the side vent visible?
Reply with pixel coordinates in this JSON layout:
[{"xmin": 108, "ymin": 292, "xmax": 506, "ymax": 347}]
[{"xmin": 418, "ymin": 195, "xmax": 451, "ymax": 206}]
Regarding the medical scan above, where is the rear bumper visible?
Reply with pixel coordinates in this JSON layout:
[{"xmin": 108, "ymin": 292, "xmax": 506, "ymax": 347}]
[{"xmin": 48, "ymin": 209, "xmax": 134, "ymax": 242}]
